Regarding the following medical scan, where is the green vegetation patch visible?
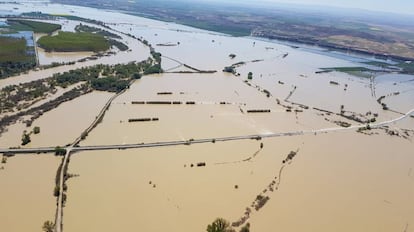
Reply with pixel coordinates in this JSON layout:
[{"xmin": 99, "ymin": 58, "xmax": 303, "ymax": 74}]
[
  {"xmin": 321, "ymin": 67, "xmax": 375, "ymax": 78},
  {"xmin": 75, "ymin": 24, "xmax": 121, "ymax": 39},
  {"xmin": 396, "ymin": 62, "xmax": 414, "ymax": 74},
  {"xmin": 91, "ymin": 77, "xmax": 129, "ymax": 92},
  {"xmin": 363, "ymin": 60, "xmax": 414, "ymax": 74},
  {"xmin": 0, "ymin": 61, "xmax": 155, "ymax": 134},
  {"xmin": 75, "ymin": 24, "xmax": 128, "ymax": 51},
  {"xmin": 324, "ymin": 67, "xmax": 372, "ymax": 72},
  {"xmin": 38, "ymin": 31, "xmax": 110, "ymax": 52},
  {"xmin": 0, "ymin": 37, "xmax": 36, "ymax": 79},
  {"xmin": 0, "ymin": 37, "xmax": 30, "ymax": 62},
  {"xmin": 180, "ymin": 20, "xmax": 250, "ymax": 37},
  {"xmin": 363, "ymin": 61, "xmax": 392, "ymax": 67},
  {"xmin": 7, "ymin": 19, "xmax": 61, "ymax": 33}
]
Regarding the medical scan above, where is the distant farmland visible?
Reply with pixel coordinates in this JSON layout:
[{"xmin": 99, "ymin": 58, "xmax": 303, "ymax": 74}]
[
  {"xmin": 7, "ymin": 19, "xmax": 61, "ymax": 33},
  {"xmin": 0, "ymin": 37, "xmax": 30, "ymax": 62},
  {"xmin": 0, "ymin": 36, "xmax": 36, "ymax": 78},
  {"xmin": 38, "ymin": 31, "xmax": 110, "ymax": 52}
]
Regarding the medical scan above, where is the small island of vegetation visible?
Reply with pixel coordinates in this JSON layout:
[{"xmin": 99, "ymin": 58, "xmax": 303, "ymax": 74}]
[
  {"xmin": 6, "ymin": 19, "xmax": 61, "ymax": 33},
  {"xmin": 38, "ymin": 31, "xmax": 110, "ymax": 52},
  {"xmin": 75, "ymin": 24, "xmax": 129, "ymax": 51}
]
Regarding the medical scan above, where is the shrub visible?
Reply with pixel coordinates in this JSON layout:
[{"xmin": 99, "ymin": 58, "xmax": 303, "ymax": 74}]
[
  {"xmin": 21, "ymin": 132, "xmax": 31, "ymax": 145},
  {"xmin": 33, "ymin": 126, "xmax": 40, "ymax": 134},
  {"xmin": 54, "ymin": 147, "xmax": 67, "ymax": 156},
  {"xmin": 207, "ymin": 218, "xmax": 235, "ymax": 232}
]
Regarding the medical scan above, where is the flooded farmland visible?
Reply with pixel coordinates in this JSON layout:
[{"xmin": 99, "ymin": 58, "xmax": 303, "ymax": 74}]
[
  {"xmin": 0, "ymin": 1, "xmax": 413, "ymax": 232},
  {"xmin": 0, "ymin": 155, "xmax": 60, "ymax": 232},
  {"xmin": 0, "ymin": 91, "xmax": 113, "ymax": 148}
]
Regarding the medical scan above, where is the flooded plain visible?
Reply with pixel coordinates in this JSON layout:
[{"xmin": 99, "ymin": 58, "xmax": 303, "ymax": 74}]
[
  {"xmin": 0, "ymin": 1, "xmax": 413, "ymax": 232},
  {"xmin": 0, "ymin": 155, "xmax": 60, "ymax": 232},
  {"xmin": 251, "ymin": 131, "xmax": 414, "ymax": 232},
  {"xmin": 0, "ymin": 91, "xmax": 113, "ymax": 148}
]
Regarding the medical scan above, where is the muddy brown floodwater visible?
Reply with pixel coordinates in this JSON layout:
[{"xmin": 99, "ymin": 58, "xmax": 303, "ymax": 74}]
[
  {"xmin": 251, "ymin": 131, "xmax": 414, "ymax": 232},
  {"xmin": 0, "ymin": 91, "xmax": 113, "ymax": 148},
  {"xmin": 0, "ymin": 155, "xmax": 61, "ymax": 232}
]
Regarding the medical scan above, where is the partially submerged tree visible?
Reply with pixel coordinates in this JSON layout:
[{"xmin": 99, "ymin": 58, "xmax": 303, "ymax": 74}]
[
  {"xmin": 21, "ymin": 131, "xmax": 31, "ymax": 145},
  {"xmin": 207, "ymin": 218, "xmax": 235, "ymax": 232},
  {"xmin": 42, "ymin": 220, "xmax": 55, "ymax": 232},
  {"xmin": 240, "ymin": 223, "xmax": 250, "ymax": 232},
  {"xmin": 223, "ymin": 66, "xmax": 235, "ymax": 73},
  {"xmin": 54, "ymin": 146, "xmax": 67, "ymax": 156},
  {"xmin": 247, "ymin": 72, "xmax": 253, "ymax": 80},
  {"xmin": 33, "ymin": 126, "xmax": 40, "ymax": 134}
]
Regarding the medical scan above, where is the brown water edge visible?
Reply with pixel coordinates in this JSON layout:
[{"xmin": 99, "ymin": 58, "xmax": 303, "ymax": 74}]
[
  {"xmin": 34, "ymin": 25, "xmax": 95, "ymax": 66},
  {"xmin": 64, "ymin": 129, "xmax": 413, "ymax": 232},
  {"xmin": 0, "ymin": 154, "xmax": 61, "ymax": 232},
  {"xmin": 0, "ymin": 91, "xmax": 113, "ymax": 148},
  {"xmin": 37, "ymin": 47, "xmax": 94, "ymax": 66}
]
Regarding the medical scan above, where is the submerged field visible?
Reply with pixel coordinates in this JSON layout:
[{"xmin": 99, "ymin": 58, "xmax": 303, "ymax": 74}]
[
  {"xmin": 0, "ymin": 2, "xmax": 413, "ymax": 232},
  {"xmin": 0, "ymin": 155, "xmax": 60, "ymax": 232}
]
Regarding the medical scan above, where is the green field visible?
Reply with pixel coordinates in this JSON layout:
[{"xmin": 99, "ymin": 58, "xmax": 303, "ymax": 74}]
[
  {"xmin": 364, "ymin": 61, "xmax": 414, "ymax": 74},
  {"xmin": 0, "ymin": 37, "xmax": 36, "ymax": 78},
  {"xmin": 325, "ymin": 67, "xmax": 373, "ymax": 72},
  {"xmin": 7, "ymin": 19, "xmax": 61, "ymax": 33},
  {"xmin": 38, "ymin": 32, "xmax": 110, "ymax": 52},
  {"xmin": 397, "ymin": 62, "xmax": 414, "ymax": 74},
  {"xmin": 0, "ymin": 37, "xmax": 30, "ymax": 62},
  {"xmin": 321, "ymin": 67, "xmax": 375, "ymax": 78}
]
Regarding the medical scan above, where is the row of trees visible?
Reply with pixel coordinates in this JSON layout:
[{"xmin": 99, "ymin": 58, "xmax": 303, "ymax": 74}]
[
  {"xmin": 91, "ymin": 77, "xmax": 129, "ymax": 92},
  {"xmin": 1, "ymin": 58, "xmax": 160, "ymax": 137},
  {"xmin": 0, "ymin": 60, "xmax": 36, "ymax": 79},
  {"xmin": 75, "ymin": 24, "xmax": 121, "ymax": 39}
]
